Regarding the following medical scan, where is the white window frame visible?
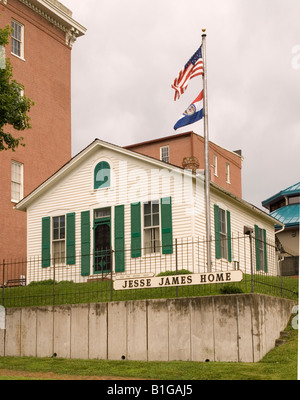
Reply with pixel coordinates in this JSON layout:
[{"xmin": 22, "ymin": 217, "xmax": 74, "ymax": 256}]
[
  {"xmin": 11, "ymin": 19, "xmax": 25, "ymax": 60},
  {"xmin": 11, "ymin": 160, "xmax": 24, "ymax": 203},
  {"xmin": 52, "ymin": 215, "xmax": 66, "ymax": 265},
  {"xmin": 213, "ymin": 154, "xmax": 218, "ymax": 176},
  {"xmin": 160, "ymin": 146, "xmax": 169, "ymax": 163},
  {"xmin": 226, "ymin": 163, "xmax": 231, "ymax": 184},
  {"xmin": 219, "ymin": 207, "xmax": 228, "ymax": 260},
  {"xmin": 143, "ymin": 200, "xmax": 160, "ymax": 255},
  {"xmin": 256, "ymin": 226, "xmax": 266, "ymax": 270}
]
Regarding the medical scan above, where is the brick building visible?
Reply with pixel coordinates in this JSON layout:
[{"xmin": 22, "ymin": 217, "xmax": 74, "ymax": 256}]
[
  {"xmin": 125, "ymin": 131, "xmax": 243, "ymax": 198},
  {"xmin": 0, "ymin": 0, "xmax": 85, "ymax": 261}
]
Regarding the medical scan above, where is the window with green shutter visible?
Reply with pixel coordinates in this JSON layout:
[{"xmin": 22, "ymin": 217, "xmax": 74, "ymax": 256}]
[
  {"xmin": 161, "ymin": 197, "xmax": 173, "ymax": 254},
  {"xmin": 81, "ymin": 211, "xmax": 91, "ymax": 276},
  {"xmin": 42, "ymin": 217, "xmax": 51, "ymax": 268},
  {"xmin": 144, "ymin": 200, "xmax": 160, "ymax": 254},
  {"xmin": 115, "ymin": 205, "xmax": 125, "ymax": 272},
  {"xmin": 214, "ymin": 205, "xmax": 231, "ymax": 261},
  {"xmin": 66, "ymin": 213, "xmax": 76, "ymax": 265},
  {"xmin": 131, "ymin": 202, "xmax": 141, "ymax": 258}
]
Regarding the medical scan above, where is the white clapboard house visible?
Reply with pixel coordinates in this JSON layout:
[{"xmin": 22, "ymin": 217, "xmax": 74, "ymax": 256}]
[{"xmin": 16, "ymin": 139, "xmax": 282, "ymax": 283}]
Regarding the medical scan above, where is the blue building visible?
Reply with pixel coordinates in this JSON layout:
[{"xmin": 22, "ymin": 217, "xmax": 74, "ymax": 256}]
[{"xmin": 262, "ymin": 182, "xmax": 299, "ymax": 276}]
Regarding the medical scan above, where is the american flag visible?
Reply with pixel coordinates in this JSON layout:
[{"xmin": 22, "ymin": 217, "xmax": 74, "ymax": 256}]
[{"xmin": 172, "ymin": 46, "xmax": 204, "ymax": 101}]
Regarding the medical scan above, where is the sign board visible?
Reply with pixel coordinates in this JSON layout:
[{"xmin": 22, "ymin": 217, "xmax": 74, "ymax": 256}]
[
  {"xmin": 113, "ymin": 270, "xmax": 243, "ymax": 291},
  {"xmin": 0, "ymin": 306, "xmax": 5, "ymax": 330}
]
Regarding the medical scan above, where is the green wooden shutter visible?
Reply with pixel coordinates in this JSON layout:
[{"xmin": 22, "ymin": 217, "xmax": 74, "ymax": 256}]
[
  {"xmin": 115, "ymin": 205, "xmax": 125, "ymax": 272},
  {"xmin": 214, "ymin": 205, "xmax": 221, "ymax": 259},
  {"xmin": 263, "ymin": 229, "xmax": 268, "ymax": 273},
  {"xmin": 161, "ymin": 197, "xmax": 173, "ymax": 254},
  {"xmin": 81, "ymin": 211, "xmax": 90, "ymax": 276},
  {"xmin": 226, "ymin": 210, "xmax": 232, "ymax": 262},
  {"xmin": 254, "ymin": 224, "xmax": 260, "ymax": 271},
  {"xmin": 131, "ymin": 202, "xmax": 141, "ymax": 258},
  {"xmin": 66, "ymin": 213, "xmax": 76, "ymax": 265},
  {"xmin": 42, "ymin": 217, "xmax": 51, "ymax": 268}
]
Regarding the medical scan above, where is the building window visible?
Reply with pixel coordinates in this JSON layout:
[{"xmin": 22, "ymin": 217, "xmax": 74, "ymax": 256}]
[
  {"xmin": 213, "ymin": 154, "xmax": 218, "ymax": 176},
  {"xmin": 214, "ymin": 204, "xmax": 232, "ymax": 262},
  {"xmin": 219, "ymin": 208, "xmax": 228, "ymax": 259},
  {"xmin": 160, "ymin": 146, "xmax": 169, "ymax": 163},
  {"xmin": 255, "ymin": 225, "xmax": 268, "ymax": 272},
  {"xmin": 226, "ymin": 163, "xmax": 230, "ymax": 183},
  {"xmin": 144, "ymin": 200, "xmax": 160, "ymax": 254},
  {"xmin": 94, "ymin": 161, "xmax": 110, "ymax": 189},
  {"xmin": 289, "ymin": 196, "xmax": 300, "ymax": 205},
  {"xmin": 11, "ymin": 20, "xmax": 24, "ymax": 59},
  {"xmin": 11, "ymin": 160, "xmax": 23, "ymax": 202},
  {"xmin": 52, "ymin": 216, "xmax": 65, "ymax": 264}
]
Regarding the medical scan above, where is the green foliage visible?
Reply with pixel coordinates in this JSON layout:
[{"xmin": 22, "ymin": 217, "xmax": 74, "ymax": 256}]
[
  {"xmin": 0, "ymin": 25, "xmax": 34, "ymax": 151},
  {"xmin": 156, "ymin": 269, "xmax": 193, "ymax": 276},
  {"xmin": 220, "ymin": 284, "xmax": 244, "ymax": 294},
  {"xmin": 0, "ymin": 24, "xmax": 11, "ymax": 46}
]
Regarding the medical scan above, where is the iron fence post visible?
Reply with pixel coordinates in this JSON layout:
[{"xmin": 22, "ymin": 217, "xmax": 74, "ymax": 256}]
[
  {"xmin": 249, "ymin": 234, "xmax": 254, "ymax": 293},
  {"xmin": 2, "ymin": 260, "xmax": 4, "ymax": 307},
  {"xmin": 110, "ymin": 248, "xmax": 113, "ymax": 302},
  {"xmin": 53, "ymin": 257, "xmax": 56, "ymax": 306},
  {"xmin": 175, "ymin": 239, "xmax": 178, "ymax": 297}
]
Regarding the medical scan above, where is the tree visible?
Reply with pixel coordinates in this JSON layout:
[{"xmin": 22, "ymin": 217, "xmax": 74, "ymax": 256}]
[{"xmin": 0, "ymin": 24, "xmax": 34, "ymax": 151}]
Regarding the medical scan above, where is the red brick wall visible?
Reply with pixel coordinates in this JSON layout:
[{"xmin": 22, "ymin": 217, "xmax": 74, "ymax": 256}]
[
  {"xmin": 126, "ymin": 132, "xmax": 242, "ymax": 198},
  {"xmin": 0, "ymin": 0, "xmax": 72, "ymax": 260}
]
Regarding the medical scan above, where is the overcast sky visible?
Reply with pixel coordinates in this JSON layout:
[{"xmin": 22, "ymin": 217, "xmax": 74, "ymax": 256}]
[{"xmin": 61, "ymin": 0, "xmax": 300, "ymax": 210}]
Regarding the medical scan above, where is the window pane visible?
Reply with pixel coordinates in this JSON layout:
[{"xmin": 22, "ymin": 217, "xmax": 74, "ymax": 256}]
[
  {"xmin": 53, "ymin": 217, "xmax": 59, "ymax": 229},
  {"xmin": 144, "ymin": 215, "xmax": 151, "ymax": 227},
  {"xmin": 152, "ymin": 201, "xmax": 159, "ymax": 213},
  {"xmin": 53, "ymin": 228, "xmax": 59, "ymax": 240},
  {"xmin": 144, "ymin": 202, "xmax": 151, "ymax": 215},
  {"xmin": 153, "ymin": 213, "xmax": 159, "ymax": 226}
]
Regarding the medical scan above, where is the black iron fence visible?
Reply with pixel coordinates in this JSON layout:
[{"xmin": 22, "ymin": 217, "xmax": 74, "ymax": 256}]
[{"xmin": 1, "ymin": 235, "xmax": 298, "ymax": 308}]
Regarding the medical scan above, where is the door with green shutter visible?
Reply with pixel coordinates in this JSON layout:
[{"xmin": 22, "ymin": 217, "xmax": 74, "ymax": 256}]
[{"xmin": 94, "ymin": 207, "xmax": 111, "ymax": 273}]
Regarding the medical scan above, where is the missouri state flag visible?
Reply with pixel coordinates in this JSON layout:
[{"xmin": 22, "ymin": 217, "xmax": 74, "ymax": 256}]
[{"xmin": 174, "ymin": 90, "xmax": 203, "ymax": 130}]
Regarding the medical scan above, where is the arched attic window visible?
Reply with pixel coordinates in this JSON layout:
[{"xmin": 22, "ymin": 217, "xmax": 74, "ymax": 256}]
[{"xmin": 94, "ymin": 161, "xmax": 110, "ymax": 189}]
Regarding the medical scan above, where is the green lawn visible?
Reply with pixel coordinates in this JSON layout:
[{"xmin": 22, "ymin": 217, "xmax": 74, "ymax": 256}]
[
  {"xmin": 0, "ymin": 323, "xmax": 298, "ymax": 380},
  {"xmin": 1, "ymin": 273, "xmax": 298, "ymax": 308}
]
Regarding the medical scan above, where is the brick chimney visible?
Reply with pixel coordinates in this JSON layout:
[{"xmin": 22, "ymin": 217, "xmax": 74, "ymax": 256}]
[{"xmin": 182, "ymin": 156, "xmax": 200, "ymax": 173}]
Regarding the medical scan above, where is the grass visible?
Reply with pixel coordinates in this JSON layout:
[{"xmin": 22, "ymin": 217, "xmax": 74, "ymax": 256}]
[
  {"xmin": 1, "ymin": 273, "xmax": 298, "ymax": 308},
  {"xmin": 0, "ymin": 322, "xmax": 298, "ymax": 380}
]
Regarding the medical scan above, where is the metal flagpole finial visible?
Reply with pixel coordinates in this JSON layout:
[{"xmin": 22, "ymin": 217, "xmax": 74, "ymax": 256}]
[{"xmin": 202, "ymin": 28, "xmax": 206, "ymax": 37}]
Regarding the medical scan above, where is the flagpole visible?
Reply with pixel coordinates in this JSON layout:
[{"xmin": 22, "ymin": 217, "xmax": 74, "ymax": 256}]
[{"xmin": 201, "ymin": 29, "xmax": 212, "ymax": 272}]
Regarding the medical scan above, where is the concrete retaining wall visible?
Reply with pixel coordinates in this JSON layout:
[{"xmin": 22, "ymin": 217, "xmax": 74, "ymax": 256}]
[{"xmin": 0, "ymin": 294, "xmax": 296, "ymax": 362}]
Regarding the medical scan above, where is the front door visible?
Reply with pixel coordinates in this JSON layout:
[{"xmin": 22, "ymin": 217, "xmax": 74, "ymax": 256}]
[{"xmin": 94, "ymin": 208, "xmax": 111, "ymax": 273}]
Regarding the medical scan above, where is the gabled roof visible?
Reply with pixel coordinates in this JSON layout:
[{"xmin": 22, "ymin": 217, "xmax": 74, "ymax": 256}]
[
  {"xmin": 15, "ymin": 138, "xmax": 187, "ymax": 211},
  {"xmin": 262, "ymin": 181, "xmax": 300, "ymax": 209}
]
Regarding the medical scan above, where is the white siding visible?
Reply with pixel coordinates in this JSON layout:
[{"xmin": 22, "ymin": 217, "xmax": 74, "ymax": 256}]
[{"xmin": 25, "ymin": 145, "xmax": 279, "ymax": 282}]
